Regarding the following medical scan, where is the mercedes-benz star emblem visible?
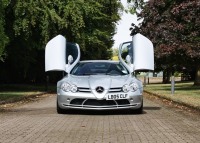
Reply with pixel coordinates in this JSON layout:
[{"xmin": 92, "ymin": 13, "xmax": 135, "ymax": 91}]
[{"xmin": 96, "ymin": 86, "xmax": 104, "ymax": 93}]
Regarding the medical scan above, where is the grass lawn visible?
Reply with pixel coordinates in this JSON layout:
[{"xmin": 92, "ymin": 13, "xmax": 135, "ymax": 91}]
[
  {"xmin": 0, "ymin": 84, "xmax": 56, "ymax": 104},
  {"xmin": 144, "ymin": 82, "xmax": 200, "ymax": 109}
]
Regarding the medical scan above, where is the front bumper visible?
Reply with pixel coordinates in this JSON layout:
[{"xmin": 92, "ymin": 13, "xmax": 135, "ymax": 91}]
[{"xmin": 57, "ymin": 90, "xmax": 143, "ymax": 110}]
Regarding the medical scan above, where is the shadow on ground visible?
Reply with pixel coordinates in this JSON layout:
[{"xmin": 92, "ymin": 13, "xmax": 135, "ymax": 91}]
[
  {"xmin": 1, "ymin": 105, "xmax": 161, "ymax": 116},
  {"xmin": 144, "ymin": 106, "xmax": 161, "ymax": 110},
  {"xmin": 58, "ymin": 106, "xmax": 161, "ymax": 116}
]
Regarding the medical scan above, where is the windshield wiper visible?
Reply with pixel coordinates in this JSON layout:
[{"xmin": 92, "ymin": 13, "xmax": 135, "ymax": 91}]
[{"xmin": 82, "ymin": 73, "xmax": 98, "ymax": 75}]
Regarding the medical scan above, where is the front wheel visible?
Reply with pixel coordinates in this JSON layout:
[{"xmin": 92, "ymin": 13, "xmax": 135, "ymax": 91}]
[
  {"xmin": 134, "ymin": 101, "xmax": 143, "ymax": 114},
  {"xmin": 57, "ymin": 101, "xmax": 65, "ymax": 114}
]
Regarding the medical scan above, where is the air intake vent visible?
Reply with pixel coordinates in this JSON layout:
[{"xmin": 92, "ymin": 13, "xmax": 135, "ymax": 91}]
[
  {"xmin": 108, "ymin": 87, "xmax": 122, "ymax": 93},
  {"xmin": 78, "ymin": 87, "xmax": 91, "ymax": 93}
]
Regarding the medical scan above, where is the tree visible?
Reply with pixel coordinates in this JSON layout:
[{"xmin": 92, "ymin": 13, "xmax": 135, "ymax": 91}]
[
  {"xmin": 0, "ymin": 0, "xmax": 123, "ymax": 83},
  {"xmin": 79, "ymin": 0, "xmax": 122, "ymax": 60},
  {"xmin": 126, "ymin": 0, "xmax": 145, "ymax": 14},
  {"xmin": 12, "ymin": 0, "xmax": 122, "ymax": 59},
  {"xmin": 131, "ymin": 0, "xmax": 200, "ymax": 85},
  {"xmin": 0, "ymin": 0, "xmax": 9, "ymax": 61}
]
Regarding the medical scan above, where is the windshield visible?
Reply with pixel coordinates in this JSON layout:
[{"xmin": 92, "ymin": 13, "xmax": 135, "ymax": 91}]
[{"xmin": 70, "ymin": 62, "xmax": 129, "ymax": 76}]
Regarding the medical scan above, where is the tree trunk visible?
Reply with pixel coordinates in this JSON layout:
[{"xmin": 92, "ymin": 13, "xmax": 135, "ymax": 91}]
[
  {"xmin": 162, "ymin": 70, "xmax": 166, "ymax": 83},
  {"xmin": 163, "ymin": 69, "xmax": 171, "ymax": 84},
  {"xmin": 194, "ymin": 66, "xmax": 200, "ymax": 86}
]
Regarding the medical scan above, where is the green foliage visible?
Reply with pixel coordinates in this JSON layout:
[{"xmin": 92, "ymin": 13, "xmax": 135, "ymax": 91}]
[
  {"xmin": 0, "ymin": 0, "xmax": 9, "ymax": 61},
  {"xmin": 12, "ymin": 0, "xmax": 122, "ymax": 56},
  {"xmin": 127, "ymin": 0, "xmax": 146, "ymax": 14},
  {"xmin": 129, "ymin": 0, "xmax": 200, "ymax": 83},
  {"xmin": 0, "ymin": 0, "xmax": 123, "ymax": 83},
  {"xmin": 112, "ymin": 48, "xmax": 119, "ymax": 56},
  {"xmin": 137, "ymin": 0, "xmax": 200, "ymax": 69},
  {"xmin": 79, "ymin": 0, "xmax": 122, "ymax": 60}
]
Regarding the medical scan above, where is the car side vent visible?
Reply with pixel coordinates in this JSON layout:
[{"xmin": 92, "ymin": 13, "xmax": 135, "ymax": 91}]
[
  {"xmin": 108, "ymin": 87, "xmax": 122, "ymax": 93},
  {"xmin": 70, "ymin": 99, "xmax": 85, "ymax": 105},
  {"xmin": 78, "ymin": 87, "xmax": 91, "ymax": 93}
]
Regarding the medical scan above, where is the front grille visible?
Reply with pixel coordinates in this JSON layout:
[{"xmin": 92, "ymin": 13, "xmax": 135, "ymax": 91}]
[
  {"xmin": 84, "ymin": 99, "xmax": 116, "ymax": 106},
  {"xmin": 77, "ymin": 87, "xmax": 122, "ymax": 93},
  {"xmin": 116, "ymin": 99, "xmax": 130, "ymax": 105}
]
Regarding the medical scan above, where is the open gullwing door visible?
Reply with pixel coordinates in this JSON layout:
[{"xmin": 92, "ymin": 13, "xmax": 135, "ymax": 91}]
[
  {"xmin": 45, "ymin": 35, "xmax": 80, "ymax": 72},
  {"xmin": 119, "ymin": 33, "xmax": 154, "ymax": 72}
]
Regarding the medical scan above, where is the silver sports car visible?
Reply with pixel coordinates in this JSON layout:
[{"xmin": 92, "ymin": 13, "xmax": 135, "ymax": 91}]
[{"xmin": 45, "ymin": 34, "xmax": 154, "ymax": 114}]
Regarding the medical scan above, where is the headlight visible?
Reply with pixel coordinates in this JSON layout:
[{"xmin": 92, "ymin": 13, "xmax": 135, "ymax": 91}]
[
  {"xmin": 61, "ymin": 82, "xmax": 71, "ymax": 92},
  {"xmin": 71, "ymin": 84, "xmax": 78, "ymax": 93},
  {"xmin": 122, "ymin": 84, "xmax": 130, "ymax": 92},
  {"xmin": 129, "ymin": 82, "xmax": 138, "ymax": 91},
  {"xmin": 61, "ymin": 82, "xmax": 78, "ymax": 92},
  {"xmin": 122, "ymin": 82, "xmax": 138, "ymax": 92}
]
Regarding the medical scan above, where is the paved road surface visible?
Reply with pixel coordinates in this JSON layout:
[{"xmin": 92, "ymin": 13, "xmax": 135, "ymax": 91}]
[{"xmin": 0, "ymin": 93, "xmax": 200, "ymax": 143}]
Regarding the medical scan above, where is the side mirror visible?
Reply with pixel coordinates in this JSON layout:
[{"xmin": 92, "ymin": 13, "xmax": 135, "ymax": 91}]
[
  {"xmin": 68, "ymin": 55, "xmax": 73, "ymax": 65},
  {"xmin": 126, "ymin": 55, "xmax": 131, "ymax": 65}
]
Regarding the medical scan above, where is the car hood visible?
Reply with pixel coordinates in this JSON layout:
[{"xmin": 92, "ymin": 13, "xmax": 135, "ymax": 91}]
[
  {"xmin": 67, "ymin": 75, "xmax": 131, "ymax": 89},
  {"xmin": 59, "ymin": 74, "xmax": 139, "ymax": 100}
]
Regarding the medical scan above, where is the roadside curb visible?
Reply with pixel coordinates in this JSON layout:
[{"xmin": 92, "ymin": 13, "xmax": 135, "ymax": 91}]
[{"xmin": 144, "ymin": 90, "xmax": 200, "ymax": 112}]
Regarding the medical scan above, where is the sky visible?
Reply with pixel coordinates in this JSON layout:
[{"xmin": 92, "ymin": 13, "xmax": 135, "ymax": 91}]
[{"xmin": 113, "ymin": 0, "xmax": 140, "ymax": 48}]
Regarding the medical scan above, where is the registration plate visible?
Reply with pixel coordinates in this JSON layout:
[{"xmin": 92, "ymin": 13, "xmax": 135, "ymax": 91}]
[{"xmin": 106, "ymin": 94, "xmax": 128, "ymax": 100}]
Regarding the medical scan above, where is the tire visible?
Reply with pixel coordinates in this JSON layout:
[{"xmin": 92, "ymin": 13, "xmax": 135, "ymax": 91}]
[
  {"xmin": 57, "ymin": 101, "xmax": 65, "ymax": 114},
  {"xmin": 134, "ymin": 100, "xmax": 143, "ymax": 114}
]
